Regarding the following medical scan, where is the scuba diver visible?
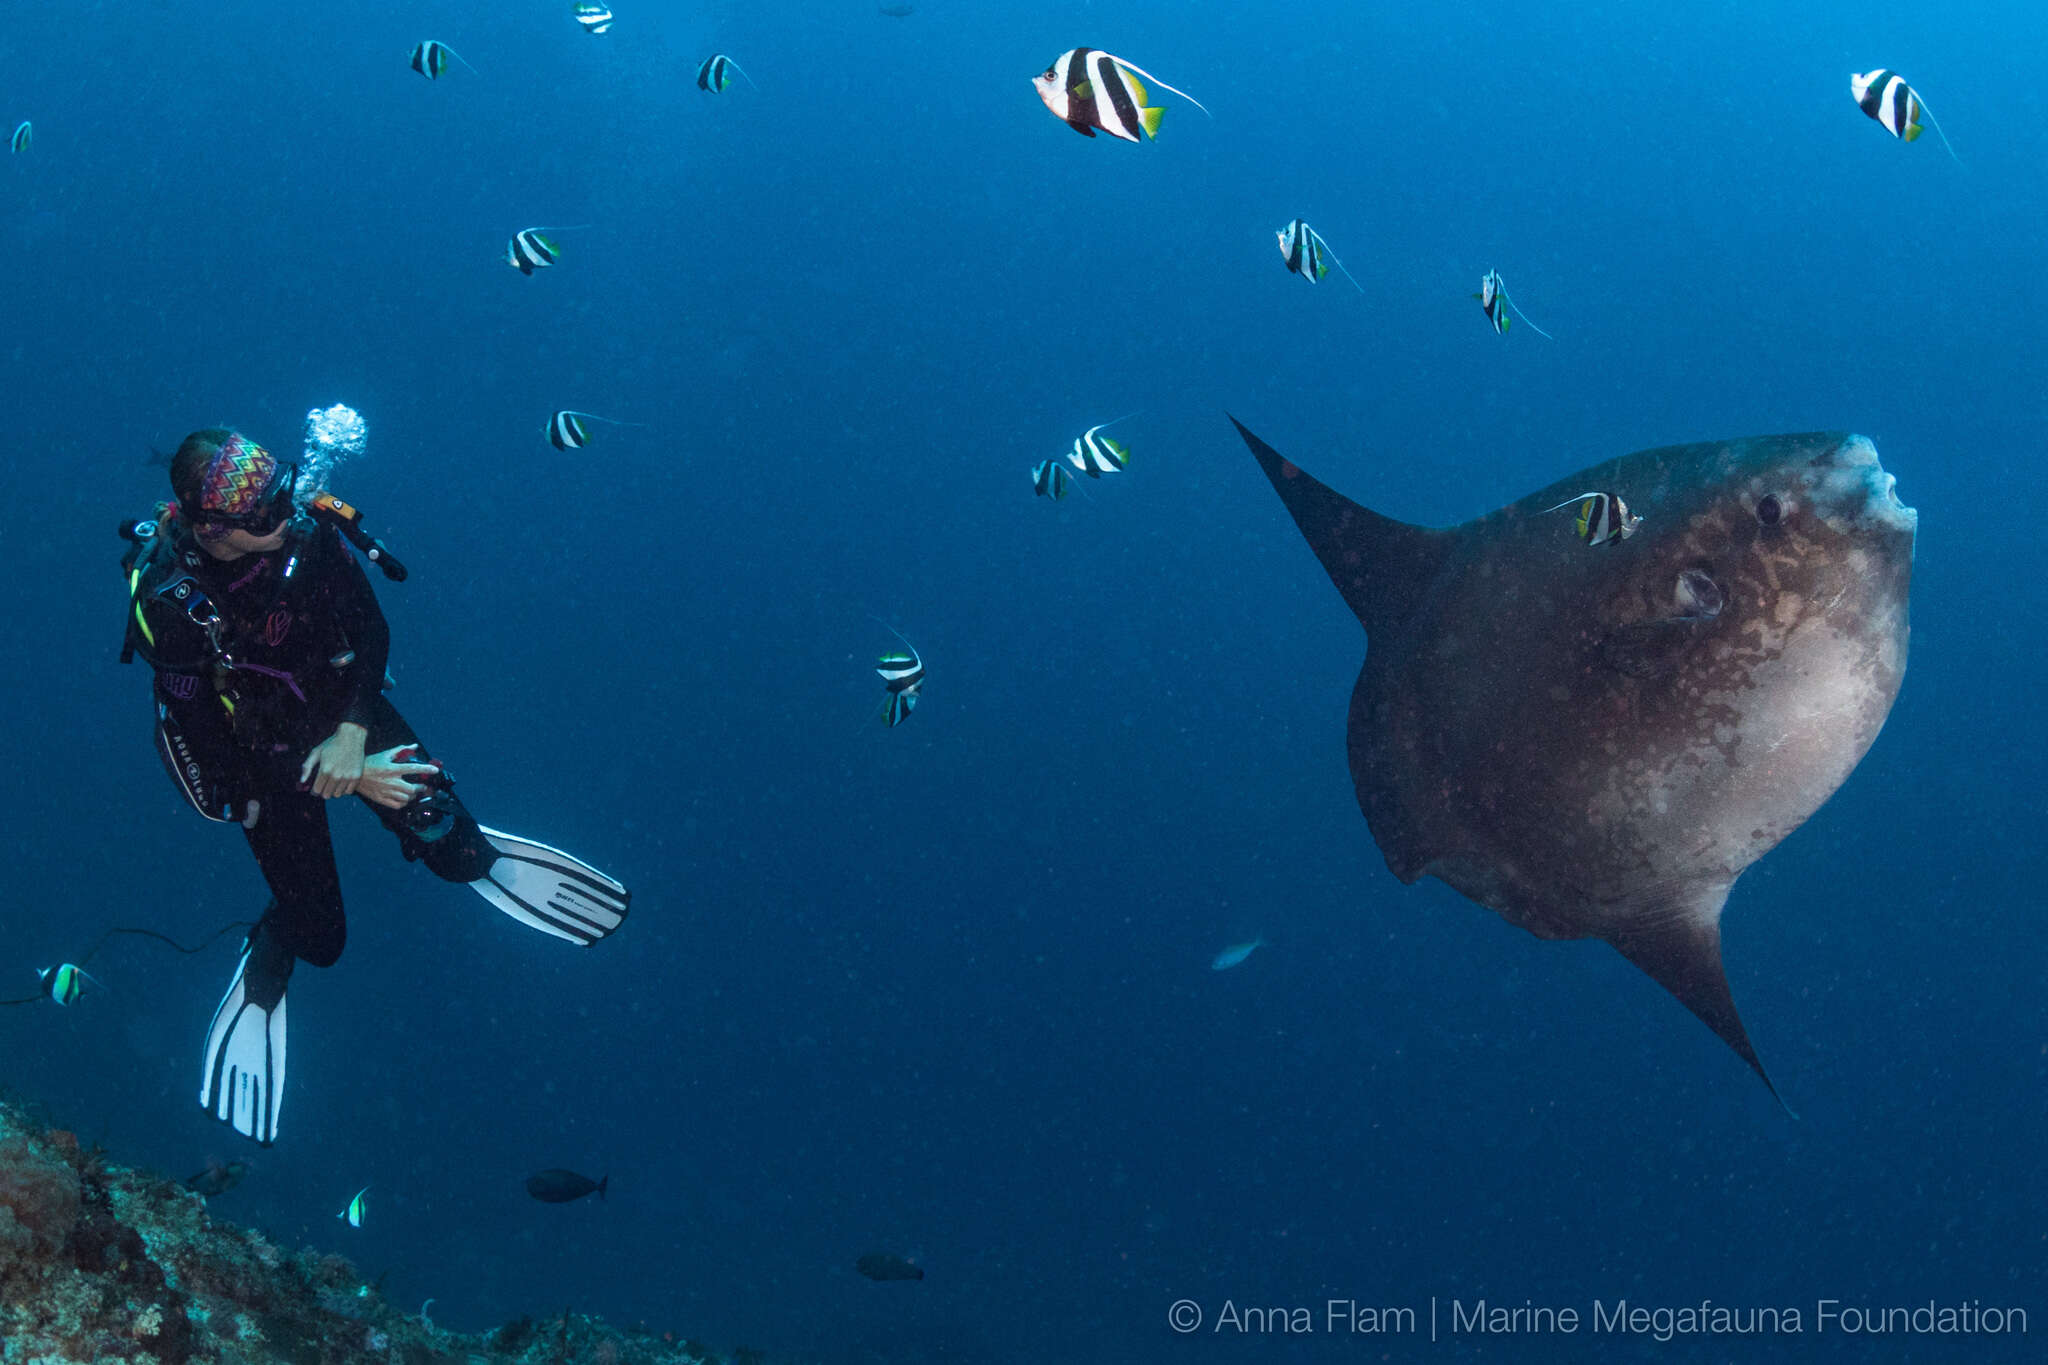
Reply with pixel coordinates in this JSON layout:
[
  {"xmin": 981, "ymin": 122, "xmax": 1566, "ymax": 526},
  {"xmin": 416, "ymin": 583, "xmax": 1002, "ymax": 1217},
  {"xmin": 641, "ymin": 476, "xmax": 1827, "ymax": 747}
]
[{"xmin": 120, "ymin": 427, "xmax": 629, "ymax": 1145}]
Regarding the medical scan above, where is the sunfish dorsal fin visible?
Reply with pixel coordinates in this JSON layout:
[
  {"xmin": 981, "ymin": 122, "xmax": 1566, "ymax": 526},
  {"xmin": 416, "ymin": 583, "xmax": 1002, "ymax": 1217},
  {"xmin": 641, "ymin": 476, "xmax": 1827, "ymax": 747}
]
[
  {"xmin": 1230, "ymin": 416, "xmax": 1447, "ymax": 635},
  {"xmin": 1607, "ymin": 884, "xmax": 1785, "ymax": 1108}
]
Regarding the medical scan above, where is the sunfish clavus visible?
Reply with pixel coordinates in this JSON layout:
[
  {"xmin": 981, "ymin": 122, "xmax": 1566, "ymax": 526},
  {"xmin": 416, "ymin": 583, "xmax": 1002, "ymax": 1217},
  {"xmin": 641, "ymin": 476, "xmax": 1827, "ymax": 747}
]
[{"xmin": 1233, "ymin": 420, "xmax": 1916, "ymax": 1094}]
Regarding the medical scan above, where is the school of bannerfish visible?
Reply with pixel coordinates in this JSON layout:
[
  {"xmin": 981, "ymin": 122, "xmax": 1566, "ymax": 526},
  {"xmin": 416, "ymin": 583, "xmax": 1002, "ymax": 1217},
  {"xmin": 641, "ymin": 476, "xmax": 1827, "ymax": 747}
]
[{"xmin": 14, "ymin": 8, "xmax": 1953, "ymax": 745}]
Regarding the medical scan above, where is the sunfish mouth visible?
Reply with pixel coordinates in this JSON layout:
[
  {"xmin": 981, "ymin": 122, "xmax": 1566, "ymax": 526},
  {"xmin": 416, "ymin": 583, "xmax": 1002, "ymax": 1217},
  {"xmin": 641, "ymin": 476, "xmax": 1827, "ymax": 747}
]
[{"xmin": 1813, "ymin": 435, "xmax": 1917, "ymax": 536}]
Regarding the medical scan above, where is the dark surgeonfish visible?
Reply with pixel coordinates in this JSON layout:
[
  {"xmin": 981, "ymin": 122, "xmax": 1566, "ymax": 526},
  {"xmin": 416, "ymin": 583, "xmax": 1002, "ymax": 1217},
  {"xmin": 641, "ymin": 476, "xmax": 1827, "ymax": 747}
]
[
  {"xmin": 1849, "ymin": 69, "xmax": 1959, "ymax": 161},
  {"xmin": 1031, "ymin": 48, "xmax": 1210, "ymax": 143},
  {"xmin": 696, "ymin": 54, "xmax": 757, "ymax": 93},
  {"xmin": 183, "ymin": 1160, "xmax": 248, "ymax": 1198},
  {"xmin": 856, "ymin": 1252, "xmax": 925, "ymax": 1281},
  {"xmin": 526, "ymin": 1168, "xmax": 608, "ymax": 1203},
  {"xmin": 1232, "ymin": 420, "xmax": 1916, "ymax": 1096}
]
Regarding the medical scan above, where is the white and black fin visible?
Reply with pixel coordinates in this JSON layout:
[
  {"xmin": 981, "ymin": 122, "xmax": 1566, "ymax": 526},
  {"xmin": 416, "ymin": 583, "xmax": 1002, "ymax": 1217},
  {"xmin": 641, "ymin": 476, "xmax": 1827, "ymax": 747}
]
[
  {"xmin": 472, "ymin": 827, "xmax": 631, "ymax": 945},
  {"xmin": 199, "ymin": 945, "xmax": 288, "ymax": 1146}
]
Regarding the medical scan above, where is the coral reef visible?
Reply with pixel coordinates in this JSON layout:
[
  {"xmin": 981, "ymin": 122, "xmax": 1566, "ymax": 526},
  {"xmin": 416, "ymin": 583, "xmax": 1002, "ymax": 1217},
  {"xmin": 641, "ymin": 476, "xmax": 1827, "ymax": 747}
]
[{"xmin": 0, "ymin": 1096, "xmax": 724, "ymax": 1365}]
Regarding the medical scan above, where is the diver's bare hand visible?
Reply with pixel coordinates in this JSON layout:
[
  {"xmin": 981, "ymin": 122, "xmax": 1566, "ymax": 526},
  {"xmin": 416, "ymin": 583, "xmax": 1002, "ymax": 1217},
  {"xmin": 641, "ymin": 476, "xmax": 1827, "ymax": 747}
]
[
  {"xmin": 300, "ymin": 724, "xmax": 370, "ymax": 798},
  {"xmin": 357, "ymin": 745, "xmax": 444, "ymax": 810}
]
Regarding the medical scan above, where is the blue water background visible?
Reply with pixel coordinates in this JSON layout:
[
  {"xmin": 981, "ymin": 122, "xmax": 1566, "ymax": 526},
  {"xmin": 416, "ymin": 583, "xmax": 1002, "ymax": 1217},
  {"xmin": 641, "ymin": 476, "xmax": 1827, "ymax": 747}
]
[{"xmin": 3, "ymin": 0, "xmax": 2043, "ymax": 1360}]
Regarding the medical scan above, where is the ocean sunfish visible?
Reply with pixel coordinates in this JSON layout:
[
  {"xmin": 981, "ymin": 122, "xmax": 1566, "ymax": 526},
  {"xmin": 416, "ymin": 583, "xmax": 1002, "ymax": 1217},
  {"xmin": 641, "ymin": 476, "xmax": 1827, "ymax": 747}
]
[{"xmin": 1232, "ymin": 419, "xmax": 1915, "ymax": 1094}]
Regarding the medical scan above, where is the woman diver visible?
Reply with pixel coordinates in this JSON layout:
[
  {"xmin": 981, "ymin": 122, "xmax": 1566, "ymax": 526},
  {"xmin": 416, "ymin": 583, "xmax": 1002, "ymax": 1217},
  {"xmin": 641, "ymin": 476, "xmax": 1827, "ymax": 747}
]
[{"xmin": 121, "ymin": 427, "xmax": 629, "ymax": 1145}]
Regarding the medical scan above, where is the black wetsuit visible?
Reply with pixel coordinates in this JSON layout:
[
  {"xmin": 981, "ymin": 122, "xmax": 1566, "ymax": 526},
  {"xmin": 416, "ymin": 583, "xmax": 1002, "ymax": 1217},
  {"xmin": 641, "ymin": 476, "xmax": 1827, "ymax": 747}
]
[{"xmin": 127, "ymin": 512, "xmax": 495, "ymax": 985}]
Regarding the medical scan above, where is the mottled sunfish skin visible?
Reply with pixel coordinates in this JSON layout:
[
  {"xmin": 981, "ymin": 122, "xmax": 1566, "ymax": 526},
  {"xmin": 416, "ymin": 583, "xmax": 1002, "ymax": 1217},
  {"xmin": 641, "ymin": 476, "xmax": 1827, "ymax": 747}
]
[{"xmin": 1232, "ymin": 419, "xmax": 1916, "ymax": 1096}]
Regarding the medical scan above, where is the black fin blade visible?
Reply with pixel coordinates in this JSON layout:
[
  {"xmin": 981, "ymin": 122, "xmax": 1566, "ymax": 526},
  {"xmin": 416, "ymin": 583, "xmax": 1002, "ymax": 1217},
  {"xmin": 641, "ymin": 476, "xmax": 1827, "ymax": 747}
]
[
  {"xmin": 1607, "ymin": 890, "xmax": 1783, "ymax": 1106},
  {"xmin": 1229, "ymin": 416, "xmax": 1446, "ymax": 635}
]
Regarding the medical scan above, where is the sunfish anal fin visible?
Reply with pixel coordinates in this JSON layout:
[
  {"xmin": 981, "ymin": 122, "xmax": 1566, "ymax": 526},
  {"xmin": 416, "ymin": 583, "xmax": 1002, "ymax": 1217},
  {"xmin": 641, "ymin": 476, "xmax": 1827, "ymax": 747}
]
[
  {"xmin": 1230, "ymin": 416, "xmax": 1447, "ymax": 636},
  {"xmin": 1606, "ymin": 886, "xmax": 1787, "ymax": 1110}
]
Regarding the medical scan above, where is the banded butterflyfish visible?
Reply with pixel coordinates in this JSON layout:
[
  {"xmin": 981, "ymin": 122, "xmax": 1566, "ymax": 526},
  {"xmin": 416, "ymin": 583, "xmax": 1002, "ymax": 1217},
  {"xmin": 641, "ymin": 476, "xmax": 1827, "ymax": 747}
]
[{"xmin": 573, "ymin": 3, "xmax": 614, "ymax": 34}]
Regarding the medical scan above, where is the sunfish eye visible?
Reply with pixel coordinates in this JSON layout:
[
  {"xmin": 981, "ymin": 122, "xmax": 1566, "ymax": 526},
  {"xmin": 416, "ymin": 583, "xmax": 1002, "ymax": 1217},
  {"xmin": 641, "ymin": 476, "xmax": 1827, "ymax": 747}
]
[
  {"xmin": 1755, "ymin": 495, "xmax": 1782, "ymax": 526},
  {"xmin": 1675, "ymin": 568, "xmax": 1725, "ymax": 621}
]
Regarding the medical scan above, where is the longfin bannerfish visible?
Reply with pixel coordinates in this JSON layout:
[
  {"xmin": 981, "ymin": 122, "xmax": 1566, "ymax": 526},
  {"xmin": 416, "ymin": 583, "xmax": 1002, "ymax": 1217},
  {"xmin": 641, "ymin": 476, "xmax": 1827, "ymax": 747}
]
[
  {"xmin": 10, "ymin": 121, "xmax": 29, "ymax": 154},
  {"xmin": 877, "ymin": 648, "xmax": 925, "ymax": 694},
  {"xmin": 1277, "ymin": 219, "xmax": 1364, "ymax": 293},
  {"xmin": 1065, "ymin": 422, "xmax": 1131, "ymax": 478},
  {"xmin": 1849, "ymin": 69, "xmax": 1959, "ymax": 162},
  {"xmin": 1542, "ymin": 491, "xmax": 1642, "ymax": 546},
  {"xmin": 573, "ymin": 3, "xmax": 614, "ymax": 34},
  {"xmin": 37, "ymin": 963, "xmax": 100, "ymax": 1006},
  {"xmin": 546, "ymin": 410, "xmax": 640, "ymax": 451},
  {"xmin": 1473, "ymin": 269, "xmax": 1554, "ymax": 340},
  {"xmin": 884, "ymin": 688, "xmax": 920, "ymax": 727},
  {"xmin": 506, "ymin": 226, "xmax": 589, "ymax": 275},
  {"xmin": 696, "ymin": 54, "xmax": 757, "ymax": 93},
  {"xmin": 410, "ymin": 41, "xmax": 476, "ymax": 80},
  {"xmin": 873, "ymin": 625, "xmax": 925, "ymax": 728},
  {"xmin": 1031, "ymin": 48, "xmax": 1210, "ymax": 143},
  {"xmin": 338, "ymin": 1185, "xmax": 370, "ymax": 1228},
  {"xmin": 1031, "ymin": 459, "xmax": 1072, "ymax": 501}
]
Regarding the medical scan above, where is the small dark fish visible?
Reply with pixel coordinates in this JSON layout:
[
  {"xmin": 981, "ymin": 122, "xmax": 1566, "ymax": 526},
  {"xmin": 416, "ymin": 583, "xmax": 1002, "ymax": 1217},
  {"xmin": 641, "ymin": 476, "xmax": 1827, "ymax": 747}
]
[
  {"xmin": 527, "ymin": 1168, "xmax": 608, "ymax": 1203},
  {"xmin": 856, "ymin": 1252, "xmax": 925, "ymax": 1281},
  {"xmin": 183, "ymin": 1160, "xmax": 248, "ymax": 1197},
  {"xmin": 879, "ymin": 3, "xmax": 915, "ymax": 14}
]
